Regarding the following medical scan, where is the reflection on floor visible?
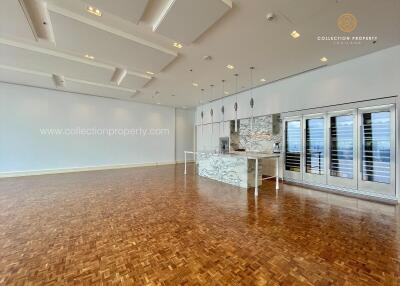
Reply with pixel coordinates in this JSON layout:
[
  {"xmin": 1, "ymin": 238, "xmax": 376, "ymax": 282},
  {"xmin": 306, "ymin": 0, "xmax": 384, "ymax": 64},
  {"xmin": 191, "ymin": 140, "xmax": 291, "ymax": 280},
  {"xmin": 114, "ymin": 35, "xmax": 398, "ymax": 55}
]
[{"xmin": 0, "ymin": 163, "xmax": 399, "ymax": 285}]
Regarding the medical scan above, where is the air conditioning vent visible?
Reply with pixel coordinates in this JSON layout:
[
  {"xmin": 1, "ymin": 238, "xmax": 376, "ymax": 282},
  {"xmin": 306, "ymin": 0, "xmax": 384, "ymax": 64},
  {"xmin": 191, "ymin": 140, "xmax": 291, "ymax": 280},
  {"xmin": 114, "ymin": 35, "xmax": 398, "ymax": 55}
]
[
  {"xmin": 111, "ymin": 68, "xmax": 128, "ymax": 86},
  {"xmin": 52, "ymin": 74, "xmax": 65, "ymax": 87}
]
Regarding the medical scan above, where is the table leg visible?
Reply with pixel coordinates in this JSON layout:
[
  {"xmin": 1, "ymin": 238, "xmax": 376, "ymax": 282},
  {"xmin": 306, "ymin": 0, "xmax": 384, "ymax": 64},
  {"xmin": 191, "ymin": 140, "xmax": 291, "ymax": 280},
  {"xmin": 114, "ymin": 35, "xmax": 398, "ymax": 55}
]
[
  {"xmin": 255, "ymin": 158, "xmax": 258, "ymax": 197},
  {"xmin": 184, "ymin": 152, "xmax": 187, "ymax": 175},
  {"xmin": 275, "ymin": 157, "xmax": 279, "ymax": 190}
]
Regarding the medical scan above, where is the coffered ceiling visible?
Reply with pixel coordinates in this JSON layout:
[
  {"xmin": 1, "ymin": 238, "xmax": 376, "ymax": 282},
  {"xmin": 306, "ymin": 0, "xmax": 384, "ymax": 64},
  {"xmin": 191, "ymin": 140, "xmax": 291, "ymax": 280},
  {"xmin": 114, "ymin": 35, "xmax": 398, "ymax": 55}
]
[{"xmin": 0, "ymin": 0, "xmax": 399, "ymax": 107}]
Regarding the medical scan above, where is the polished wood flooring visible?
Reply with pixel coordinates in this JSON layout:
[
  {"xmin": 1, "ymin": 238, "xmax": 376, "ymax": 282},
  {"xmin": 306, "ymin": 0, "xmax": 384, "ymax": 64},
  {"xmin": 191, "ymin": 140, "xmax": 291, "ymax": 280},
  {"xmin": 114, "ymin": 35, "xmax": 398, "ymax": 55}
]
[{"xmin": 0, "ymin": 164, "xmax": 399, "ymax": 285}]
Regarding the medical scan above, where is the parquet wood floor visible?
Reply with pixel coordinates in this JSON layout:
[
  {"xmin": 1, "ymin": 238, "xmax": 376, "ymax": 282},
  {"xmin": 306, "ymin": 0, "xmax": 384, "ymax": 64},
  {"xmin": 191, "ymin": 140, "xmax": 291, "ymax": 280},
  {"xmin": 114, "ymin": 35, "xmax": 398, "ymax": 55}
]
[{"xmin": 0, "ymin": 163, "xmax": 399, "ymax": 285}]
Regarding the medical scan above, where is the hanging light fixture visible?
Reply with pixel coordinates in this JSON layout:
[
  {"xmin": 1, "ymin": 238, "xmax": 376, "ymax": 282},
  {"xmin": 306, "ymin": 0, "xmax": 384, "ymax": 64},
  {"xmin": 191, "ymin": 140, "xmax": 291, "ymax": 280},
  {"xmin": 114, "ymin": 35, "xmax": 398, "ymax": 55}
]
[
  {"xmin": 201, "ymin": 88, "xmax": 205, "ymax": 135},
  {"xmin": 210, "ymin": 84, "xmax": 214, "ymax": 134},
  {"xmin": 249, "ymin": 67, "xmax": 255, "ymax": 131},
  {"xmin": 234, "ymin": 73, "xmax": 239, "ymax": 132},
  {"xmin": 221, "ymin": 80, "xmax": 225, "ymax": 133}
]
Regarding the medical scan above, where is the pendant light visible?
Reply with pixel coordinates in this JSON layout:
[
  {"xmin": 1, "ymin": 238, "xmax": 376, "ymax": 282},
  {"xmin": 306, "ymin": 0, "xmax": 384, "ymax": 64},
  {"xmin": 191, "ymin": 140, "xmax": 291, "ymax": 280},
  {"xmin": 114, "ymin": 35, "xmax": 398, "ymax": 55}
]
[
  {"xmin": 221, "ymin": 80, "xmax": 225, "ymax": 133},
  {"xmin": 234, "ymin": 73, "xmax": 239, "ymax": 132},
  {"xmin": 249, "ymin": 67, "xmax": 255, "ymax": 131},
  {"xmin": 210, "ymin": 84, "xmax": 214, "ymax": 134},
  {"xmin": 201, "ymin": 88, "xmax": 205, "ymax": 135}
]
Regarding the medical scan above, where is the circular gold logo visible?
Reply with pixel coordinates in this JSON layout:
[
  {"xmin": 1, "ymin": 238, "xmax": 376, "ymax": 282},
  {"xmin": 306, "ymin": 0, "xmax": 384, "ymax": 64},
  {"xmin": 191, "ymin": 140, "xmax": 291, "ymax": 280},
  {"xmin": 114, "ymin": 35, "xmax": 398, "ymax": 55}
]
[{"xmin": 337, "ymin": 13, "xmax": 358, "ymax": 33}]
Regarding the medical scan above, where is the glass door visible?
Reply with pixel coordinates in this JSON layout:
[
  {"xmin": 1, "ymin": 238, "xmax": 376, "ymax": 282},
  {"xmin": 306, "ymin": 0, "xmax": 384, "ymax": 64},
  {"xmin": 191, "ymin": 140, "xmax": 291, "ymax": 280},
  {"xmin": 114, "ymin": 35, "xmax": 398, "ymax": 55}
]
[
  {"xmin": 283, "ymin": 116, "xmax": 303, "ymax": 181},
  {"xmin": 358, "ymin": 105, "xmax": 395, "ymax": 196},
  {"xmin": 303, "ymin": 114, "xmax": 326, "ymax": 185},
  {"xmin": 327, "ymin": 110, "xmax": 357, "ymax": 189}
]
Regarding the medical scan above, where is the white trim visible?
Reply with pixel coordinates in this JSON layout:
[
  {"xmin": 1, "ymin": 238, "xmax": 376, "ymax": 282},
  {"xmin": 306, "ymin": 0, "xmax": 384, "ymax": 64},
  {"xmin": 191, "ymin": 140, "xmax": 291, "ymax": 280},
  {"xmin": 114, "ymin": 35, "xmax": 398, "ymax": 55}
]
[
  {"xmin": 0, "ymin": 38, "xmax": 151, "ymax": 80},
  {"xmin": 0, "ymin": 161, "xmax": 177, "ymax": 178},
  {"xmin": 152, "ymin": 0, "xmax": 176, "ymax": 32},
  {"xmin": 176, "ymin": 160, "xmax": 194, "ymax": 164},
  {"xmin": 47, "ymin": 4, "xmax": 178, "ymax": 57},
  {"xmin": 0, "ymin": 64, "xmax": 137, "ymax": 94}
]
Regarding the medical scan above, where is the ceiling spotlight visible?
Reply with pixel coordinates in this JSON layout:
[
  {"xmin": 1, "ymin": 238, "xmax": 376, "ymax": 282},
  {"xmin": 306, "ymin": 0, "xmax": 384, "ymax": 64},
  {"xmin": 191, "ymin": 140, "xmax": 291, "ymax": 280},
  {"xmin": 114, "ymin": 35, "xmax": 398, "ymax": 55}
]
[
  {"xmin": 85, "ymin": 54, "xmax": 95, "ymax": 60},
  {"xmin": 320, "ymin": 57, "xmax": 328, "ymax": 62},
  {"xmin": 266, "ymin": 13, "xmax": 276, "ymax": 21},
  {"xmin": 173, "ymin": 42, "xmax": 183, "ymax": 49},
  {"xmin": 290, "ymin": 30, "xmax": 300, "ymax": 39},
  {"xmin": 146, "ymin": 71, "xmax": 155, "ymax": 75},
  {"xmin": 87, "ymin": 6, "xmax": 102, "ymax": 16},
  {"xmin": 156, "ymin": 102, "xmax": 161, "ymax": 105},
  {"xmin": 260, "ymin": 78, "xmax": 266, "ymax": 82},
  {"xmin": 192, "ymin": 82, "xmax": 199, "ymax": 87},
  {"xmin": 224, "ymin": 91, "xmax": 229, "ymax": 95},
  {"xmin": 226, "ymin": 64, "xmax": 235, "ymax": 70}
]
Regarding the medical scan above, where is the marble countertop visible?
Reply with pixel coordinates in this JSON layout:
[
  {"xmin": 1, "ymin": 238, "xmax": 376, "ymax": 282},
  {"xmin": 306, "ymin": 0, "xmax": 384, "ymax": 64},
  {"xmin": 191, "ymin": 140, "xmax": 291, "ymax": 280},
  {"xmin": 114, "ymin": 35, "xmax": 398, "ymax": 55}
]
[{"xmin": 197, "ymin": 151, "xmax": 280, "ymax": 159}]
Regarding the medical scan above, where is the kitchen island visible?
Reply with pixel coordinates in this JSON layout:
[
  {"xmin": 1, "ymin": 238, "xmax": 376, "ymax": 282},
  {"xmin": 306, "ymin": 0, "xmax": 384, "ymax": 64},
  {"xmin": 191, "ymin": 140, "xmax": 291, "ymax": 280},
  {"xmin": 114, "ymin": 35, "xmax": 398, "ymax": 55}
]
[{"xmin": 195, "ymin": 151, "xmax": 280, "ymax": 195}]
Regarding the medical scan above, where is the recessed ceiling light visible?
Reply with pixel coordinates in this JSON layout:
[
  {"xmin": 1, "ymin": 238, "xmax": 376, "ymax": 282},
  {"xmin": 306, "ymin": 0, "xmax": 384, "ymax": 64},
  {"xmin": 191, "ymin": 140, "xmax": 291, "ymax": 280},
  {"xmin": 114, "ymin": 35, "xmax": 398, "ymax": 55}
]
[
  {"xmin": 84, "ymin": 54, "xmax": 94, "ymax": 60},
  {"xmin": 87, "ymin": 6, "xmax": 102, "ymax": 17},
  {"xmin": 156, "ymin": 102, "xmax": 161, "ymax": 105},
  {"xmin": 290, "ymin": 30, "xmax": 300, "ymax": 39},
  {"xmin": 320, "ymin": 57, "xmax": 328, "ymax": 62},
  {"xmin": 146, "ymin": 71, "xmax": 155, "ymax": 75},
  {"xmin": 173, "ymin": 42, "xmax": 183, "ymax": 49},
  {"xmin": 224, "ymin": 91, "xmax": 229, "ymax": 95},
  {"xmin": 260, "ymin": 78, "xmax": 266, "ymax": 82},
  {"xmin": 192, "ymin": 82, "xmax": 199, "ymax": 87},
  {"xmin": 226, "ymin": 64, "xmax": 235, "ymax": 70}
]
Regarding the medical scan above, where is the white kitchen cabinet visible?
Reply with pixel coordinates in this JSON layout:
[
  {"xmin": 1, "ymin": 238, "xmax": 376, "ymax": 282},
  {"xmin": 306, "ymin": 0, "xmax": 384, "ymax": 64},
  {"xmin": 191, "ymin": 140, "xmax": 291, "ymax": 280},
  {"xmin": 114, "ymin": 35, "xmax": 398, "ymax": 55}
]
[
  {"xmin": 237, "ymin": 90, "xmax": 251, "ymax": 119},
  {"xmin": 219, "ymin": 121, "xmax": 230, "ymax": 138},
  {"xmin": 221, "ymin": 96, "xmax": 236, "ymax": 121},
  {"xmin": 196, "ymin": 125, "xmax": 204, "ymax": 151},
  {"xmin": 202, "ymin": 103, "xmax": 212, "ymax": 124},
  {"xmin": 200, "ymin": 124, "xmax": 211, "ymax": 150},
  {"xmin": 211, "ymin": 122, "xmax": 220, "ymax": 151},
  {"xmin": 253, "ymin": 91, "xmax": 267, "ymax": 117},
  {"xmin": 195, "ymin": 107, "xmax": 203, "ymax": 125},
  {"xmin": 210, "ymin": 100, "xmax": 222, "ymax": 123}
]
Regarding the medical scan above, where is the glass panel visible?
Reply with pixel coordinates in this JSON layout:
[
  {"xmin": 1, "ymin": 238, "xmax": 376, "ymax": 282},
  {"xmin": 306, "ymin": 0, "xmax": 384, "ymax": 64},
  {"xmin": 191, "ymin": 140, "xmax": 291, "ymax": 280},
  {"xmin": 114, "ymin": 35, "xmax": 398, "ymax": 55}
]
[
  {"xmin": 285, "ymin": 121, "xmax": 301, "ymax": 172},
  {"xmin": 330, "ymin": 115, "xmax": 353, "ymax": 179},
  {"xmin": 362, "ymin": 111, "xmax": 391, "ymax": 184},
  {"xmin": 306, "ymin": 118, "xmax": 325, "ymax": 175}
]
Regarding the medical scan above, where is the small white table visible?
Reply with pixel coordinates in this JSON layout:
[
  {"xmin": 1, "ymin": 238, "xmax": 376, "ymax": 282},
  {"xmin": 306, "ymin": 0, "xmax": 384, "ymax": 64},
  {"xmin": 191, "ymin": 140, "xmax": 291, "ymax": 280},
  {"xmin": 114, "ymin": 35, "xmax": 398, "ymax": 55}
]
[{"xmin": 247, "ymin": 154, "xmax": 281, "ymax": 197}]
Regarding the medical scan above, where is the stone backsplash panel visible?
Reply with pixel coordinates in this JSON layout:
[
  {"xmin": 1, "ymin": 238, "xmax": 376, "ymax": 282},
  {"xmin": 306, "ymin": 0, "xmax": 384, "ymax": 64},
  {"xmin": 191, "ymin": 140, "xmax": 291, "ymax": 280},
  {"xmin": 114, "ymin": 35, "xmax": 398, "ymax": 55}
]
[{"xmin": 230, "ymin": 114, "xmax": 282, "ymax": 153}]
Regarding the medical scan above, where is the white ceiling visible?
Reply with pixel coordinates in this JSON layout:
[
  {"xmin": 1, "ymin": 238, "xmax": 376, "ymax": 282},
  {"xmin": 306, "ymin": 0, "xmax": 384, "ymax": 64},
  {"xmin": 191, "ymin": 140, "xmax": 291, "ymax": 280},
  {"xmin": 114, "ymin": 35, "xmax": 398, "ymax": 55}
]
[{"xmin": 0, "ymin": 0, "xmax": 399, "ymax": 107}]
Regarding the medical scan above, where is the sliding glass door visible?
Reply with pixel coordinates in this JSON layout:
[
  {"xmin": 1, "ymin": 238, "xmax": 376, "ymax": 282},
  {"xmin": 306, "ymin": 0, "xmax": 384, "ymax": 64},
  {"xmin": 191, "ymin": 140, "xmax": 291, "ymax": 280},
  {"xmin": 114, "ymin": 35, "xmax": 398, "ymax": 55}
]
[
  {"xmin": 283, "ymin": 116, "xmax": 303, "ymax": 181},
  {"xmin": 358, "ymin": 105, "xmax": 395, "ymax": 196},
  {"xmin": 303, "ymin": 114, "xmax": 327, "ymax": 185},
  {"xmin": 327, "ymin": 110, "xmax": 357, "ymax": 189}
]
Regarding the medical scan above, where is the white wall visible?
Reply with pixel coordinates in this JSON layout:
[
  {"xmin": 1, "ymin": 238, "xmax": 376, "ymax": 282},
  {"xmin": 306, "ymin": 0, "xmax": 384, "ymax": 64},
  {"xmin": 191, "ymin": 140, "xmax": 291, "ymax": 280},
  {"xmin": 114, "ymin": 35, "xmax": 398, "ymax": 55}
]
[
  {"xmin": 175, "ymin": 108, "xmax": 195, "ymax": 162},
  {"xmin": 196, "ymin": 45, "xmax": 400, "ymax": 123},
  {"xmin": 0, "ymin": 82, "xmax": 178, "ymax": 175}
]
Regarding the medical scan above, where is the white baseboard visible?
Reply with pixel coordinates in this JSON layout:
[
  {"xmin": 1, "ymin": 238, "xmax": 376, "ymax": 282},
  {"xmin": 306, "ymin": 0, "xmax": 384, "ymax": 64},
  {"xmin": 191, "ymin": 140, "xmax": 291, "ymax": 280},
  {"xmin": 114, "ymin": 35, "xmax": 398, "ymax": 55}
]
[
  {"xmin": 175, "ymin": 160, "xmax": 195, "ymax": 164},
  {"xmin": 0, "ymin": 161, "xmax": 176, "ymax": 178}
]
